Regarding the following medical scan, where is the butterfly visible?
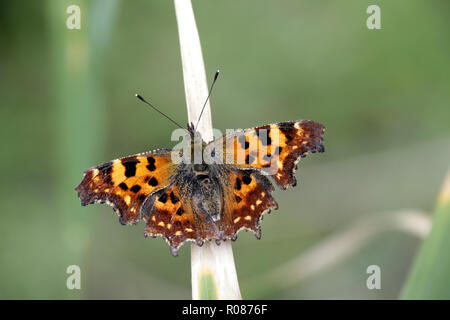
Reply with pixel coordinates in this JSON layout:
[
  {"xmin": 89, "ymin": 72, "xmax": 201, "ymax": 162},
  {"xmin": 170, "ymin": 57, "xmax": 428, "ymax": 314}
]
[{"xmin": 75, "ymin": 120, "xmax": 325, "ymax": 256}]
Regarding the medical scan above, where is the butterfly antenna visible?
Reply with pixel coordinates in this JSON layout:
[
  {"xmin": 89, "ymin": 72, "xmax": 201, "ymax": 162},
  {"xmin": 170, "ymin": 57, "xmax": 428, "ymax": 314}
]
[
  {"xmin": 135, "ymin": 94, "xmax": 184, "ymax": 129},
  {"xmin": 195, "ymin": 70, "xmax": 220, "ymax": 130}
]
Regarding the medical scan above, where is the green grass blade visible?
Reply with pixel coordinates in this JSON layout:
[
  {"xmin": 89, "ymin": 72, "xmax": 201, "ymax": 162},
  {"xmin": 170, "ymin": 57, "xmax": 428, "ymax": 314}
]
[{"xmin": 402, "ymin": 171, "xmax": 450, "ymax": 299}]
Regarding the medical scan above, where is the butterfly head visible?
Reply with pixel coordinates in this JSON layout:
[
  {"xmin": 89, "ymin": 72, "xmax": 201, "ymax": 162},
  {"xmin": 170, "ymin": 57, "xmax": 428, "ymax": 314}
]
[
  {"xmin": 187, "ymin": 122, "xmax": 207, "ymax": 145},
  {"xmin": 186, "ymin": 122, "xmax": 197, "ymax": 139}
]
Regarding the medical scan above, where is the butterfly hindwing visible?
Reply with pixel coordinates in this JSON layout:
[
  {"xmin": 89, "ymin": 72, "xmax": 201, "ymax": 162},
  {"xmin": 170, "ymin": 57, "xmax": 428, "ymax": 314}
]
[
  {"xmin": 142, "ymin": 180, "xmax": 221, "ymax": 256},
  {"xmin": 141, "ymin": 183, "xmax": 197, "ymax": 256},
  {"xmin": 75, "ymin": 149, "xmax": 176, "ymax": 225},
  {"xmin": 221, "ymin": 168, "xmax": 278, "ymax": 239}
]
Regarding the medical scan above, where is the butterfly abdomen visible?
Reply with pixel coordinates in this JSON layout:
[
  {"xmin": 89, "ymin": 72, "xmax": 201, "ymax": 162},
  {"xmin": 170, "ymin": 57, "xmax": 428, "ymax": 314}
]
[{"xmin": 188, "ymin": 164, "xmax": 224, "ymax": 223}]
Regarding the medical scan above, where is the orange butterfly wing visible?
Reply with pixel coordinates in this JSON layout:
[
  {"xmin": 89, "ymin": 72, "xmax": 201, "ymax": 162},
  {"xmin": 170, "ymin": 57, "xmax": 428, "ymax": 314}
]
[
  {"xmin": 208, "ymin": 120, "xmax": 325, "ymax": 189},
  {"xmin": 220, "ymin": 168, "xmax": 278, "ymax": 240},
  {"xmin": 141, "ymin": 183, "xmax": 217, "ymax": 256},
  {"xmin": 75, "ymin": 149, "xmax": 176, "ymax": 225}
]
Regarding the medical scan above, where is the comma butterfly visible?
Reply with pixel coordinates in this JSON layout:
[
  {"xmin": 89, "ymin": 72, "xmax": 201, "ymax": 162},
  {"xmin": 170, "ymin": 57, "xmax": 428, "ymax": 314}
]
[{"xmin": 76, "ymin": 100, "xmax": 325, "ymax": 257}]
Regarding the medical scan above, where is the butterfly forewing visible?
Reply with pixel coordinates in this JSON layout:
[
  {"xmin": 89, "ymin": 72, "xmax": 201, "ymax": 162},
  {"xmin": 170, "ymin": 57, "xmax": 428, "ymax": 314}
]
[
  {"xmin": 75, "ymin": 149, "xmax": 176, "ymax": 225},
  {"xmin": 207, "ymin": 120, "xmax": 325, "ymax": 189}
]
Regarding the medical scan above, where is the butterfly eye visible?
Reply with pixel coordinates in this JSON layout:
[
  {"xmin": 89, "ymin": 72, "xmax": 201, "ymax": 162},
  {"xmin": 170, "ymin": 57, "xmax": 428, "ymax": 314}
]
[{"xmin": 193, "ymin": 163, "xmax": 208, "ymax": 172}]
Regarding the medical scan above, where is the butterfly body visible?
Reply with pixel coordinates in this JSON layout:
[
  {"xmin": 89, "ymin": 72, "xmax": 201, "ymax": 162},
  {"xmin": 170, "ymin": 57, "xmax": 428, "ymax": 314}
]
[{"xmin": 76, "ymin": 120, "xmax": 325, "ymax": 256}]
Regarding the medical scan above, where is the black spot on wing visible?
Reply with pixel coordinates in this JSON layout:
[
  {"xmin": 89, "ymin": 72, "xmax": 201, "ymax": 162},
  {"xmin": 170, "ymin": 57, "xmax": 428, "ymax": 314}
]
[
  {"xmin": 148, "ymin": 177, "xmax": 158, "ymax": 187},
  {"xmin": 238, "ymin": 135, "xmax": 249, "ymax": 149},
  {"xmin": 119, "ymin": 182, "xmax": 128, "ymax": 191},
  {"xmin": 242, "ymin": 174, "xmax": 252, "ymax": 185},
  {"xmin": 130, "ymin": 185, "xmax": 141, "ymax": 193},
  {"xmin": 158, "ymin": 193, "xmax": 168, "ymax": 203},
  {"xmin": 122, "ymin": 158, "xmax": 139, "ymax": 177},
  {"xmin": 146, "ymin": 156, "xmax": 156, "ymax": 171},
  {"xmin": 235, "ymin": 178, "xmax": 242, "ymax": 190},
  {"xmin": 169, "ymin": 191, "xmax": 179, "ymax": 204}
]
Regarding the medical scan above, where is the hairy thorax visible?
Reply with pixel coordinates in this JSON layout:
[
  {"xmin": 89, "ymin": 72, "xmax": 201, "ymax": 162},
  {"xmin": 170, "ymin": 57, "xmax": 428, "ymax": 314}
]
[{"xmin": 177, "ymin": 163, "xmax": 224, "ymax": 223}]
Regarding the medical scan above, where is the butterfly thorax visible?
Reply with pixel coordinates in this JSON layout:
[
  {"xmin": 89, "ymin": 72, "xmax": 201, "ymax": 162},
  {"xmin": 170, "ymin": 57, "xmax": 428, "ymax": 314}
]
[
  {"xmin": 174, "ymin": 161, "xmax": 223, "ymax": 225},
  {"xmin": 192, "ymin": 164, "xmax": 223, "ymax": 222}
]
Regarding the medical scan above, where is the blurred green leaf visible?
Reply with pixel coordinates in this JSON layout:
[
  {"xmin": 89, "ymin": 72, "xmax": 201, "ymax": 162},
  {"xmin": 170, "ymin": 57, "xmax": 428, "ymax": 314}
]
[
  {"xmin": 402, "ymin": 171, "xmax": 450, "ymax": 299},
  {"xmin": 46, "ymin": 0, "xmax": 119, "ymax": 298}
]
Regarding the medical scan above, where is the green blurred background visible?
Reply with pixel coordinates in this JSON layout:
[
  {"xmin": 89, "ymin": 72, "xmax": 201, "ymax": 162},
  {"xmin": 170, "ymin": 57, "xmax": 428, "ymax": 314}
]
[{"xmin": 0, "ymin": 0, "xmax": 449, "ymax": 299}]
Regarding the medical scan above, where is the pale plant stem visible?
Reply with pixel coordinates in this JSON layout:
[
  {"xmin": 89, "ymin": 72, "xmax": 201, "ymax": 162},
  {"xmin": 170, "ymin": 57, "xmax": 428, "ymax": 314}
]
[{"xmin": 173, "ymin": 0, "xmax": 242, "ymax": 300}]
